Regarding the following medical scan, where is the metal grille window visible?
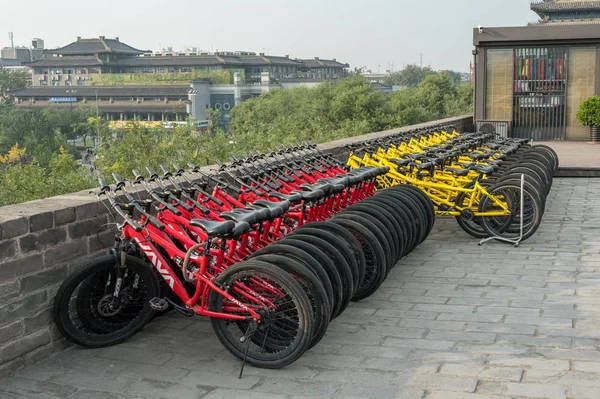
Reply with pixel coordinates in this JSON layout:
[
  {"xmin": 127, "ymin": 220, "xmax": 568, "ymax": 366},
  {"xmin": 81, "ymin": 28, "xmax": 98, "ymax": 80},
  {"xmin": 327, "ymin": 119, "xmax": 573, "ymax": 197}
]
[{"xmin": 512, "ymin": 47, "xmax": 568, "ymax": 140}]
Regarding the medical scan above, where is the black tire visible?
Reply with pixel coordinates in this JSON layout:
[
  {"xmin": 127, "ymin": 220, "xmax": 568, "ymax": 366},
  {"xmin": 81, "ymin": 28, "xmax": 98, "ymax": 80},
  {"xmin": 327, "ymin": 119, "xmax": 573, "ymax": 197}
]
[
  {"xmin": 329, "ymin": 218, "xmax": 387, "ymax": 301},
  {"xmin": 53, "ymin": 254, "xmax": 159, "ymax": 348},
  {"xmin": 359, "ymin": 196, "xmax": 408, "ymax": 260},
  {"xmin": 250, "ymin": 254, "xmax": 330, "ymax": 350},
  {"xmin": 295, "ymin": 221, "xmax": 367, "ymax": 289},
  {"xmin": 344, "ymin": 202, "xmax": 401, "ymax": 264},
  {"xmin": 290, "ymin": 234, "xmax": 355, "ymax": 316},
  {"xmin": 250, "ymin": 242, "xmax": 336, "ymax": 317},
  {"xmin": 209, "ymin": 260, "xmax": 313, "ymax": 369},
  {"xmin": 277, "ymin": 238, "xmax": 343, "ymax": 319},
  {"xmin": 335, "ymin": 211, "xmax": 394, "ymax": 273},
  {"xmin": 292, "ymin": 226, "xmax": 360, "ymax": 293},
  {"xmin": 374, "ymin": 192, "xmax": 419, "ymax": 255}
]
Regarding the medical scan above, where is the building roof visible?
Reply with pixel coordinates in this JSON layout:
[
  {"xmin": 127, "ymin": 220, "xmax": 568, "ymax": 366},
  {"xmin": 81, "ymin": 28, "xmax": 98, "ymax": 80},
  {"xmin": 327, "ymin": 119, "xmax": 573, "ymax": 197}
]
[
  {"xmin": 26, "ymin": 56, "xmax": 103, "ymax": 67},
  {"xmin": 297, "ymin": 58, "xmax": 349, "ymax": 68},
  {"xmin": 46, "ymin": 37, "xmax": 147, "ymax": 56},
  {"xmin": 0, "ymin": 58, "xmax": 22, "ymax": 67},
  {"xmin": 9, "ymin": 85, "xmax": 189, "ymax": 97},
  {"xmin": 531, "ymin": 1, "xmax": 600, "ymax": 18}
]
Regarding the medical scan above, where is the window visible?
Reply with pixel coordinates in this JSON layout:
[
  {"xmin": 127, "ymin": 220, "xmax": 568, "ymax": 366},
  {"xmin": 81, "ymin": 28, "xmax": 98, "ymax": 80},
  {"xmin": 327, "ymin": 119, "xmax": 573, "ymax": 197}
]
[
  {"xmin": 51, "ymin": 68, "xmax": 63, "ymax": 74},
  {"xmin": 156, "ymin": 68, "xmax": 165, "ymax": 73},
  {"xmin": 40, "ymin": 80, "xmax": 48, "ymax": 86},
  {"xmin": 567, "ymin": 47, "xmax": 597, "ymax": 140},
  {"xmin": 89, "ymin": 67, "xmax": 100, "ymax": 74},
  {"xmin": 75, "ymin": 68, "xmax": 87, "ymax": 74},
  {"xmin": 181, "ymin": 67, "xmax": 192, "ymax": 72},
  {"xmin": 52, "ymin": 81, "xmax": 60, "ymax": 86},
  {"xmin": 65, "ymin": 69, "xmax": 73, "ymax": 74},
  {"xmin": 168, "ymin": 67, "xmax": 180, "ymax": 73},
  {"xmin": 65, "ymin": 80, "xmax": 72, "ymax": 86},
  {"xmin": 77, "ymin": 80, "xmax": 87, "ymax": 86},
  {"xmin": 141, "ymin": 67, "xmax": 154, "ymax": 73}
]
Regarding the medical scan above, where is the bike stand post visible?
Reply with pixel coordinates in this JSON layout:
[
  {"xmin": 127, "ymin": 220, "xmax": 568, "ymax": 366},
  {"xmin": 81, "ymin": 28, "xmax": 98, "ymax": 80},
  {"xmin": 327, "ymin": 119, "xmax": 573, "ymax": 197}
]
[{"xmin": 478, "ymin": 174, "xmax": 524, "ymax": 247}]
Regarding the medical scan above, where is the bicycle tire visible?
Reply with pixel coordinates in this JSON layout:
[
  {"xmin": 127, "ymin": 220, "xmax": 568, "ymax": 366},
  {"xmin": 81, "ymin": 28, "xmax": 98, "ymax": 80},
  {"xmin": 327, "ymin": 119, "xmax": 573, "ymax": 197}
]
[
  {"xmin": 250, "ymin": 254, "xmax": 330, "ymax": 350},
  {"xmin": 250, "ymin": 242, "xmax": 336, "ymax": 316},
  {"xmin": 291, "ymin": 226, "xmax": 360, "ymax": 293},
  {"xmin": 209, "ymin": 260, "xmax": 313, "ymax": 369},
  {"xmin": 329, "ymin": 218, "xmax": 387, "ymax": 301},
  {"xmin": 53, "ymin": 254, "xmax": 159, "ymax": 348}
]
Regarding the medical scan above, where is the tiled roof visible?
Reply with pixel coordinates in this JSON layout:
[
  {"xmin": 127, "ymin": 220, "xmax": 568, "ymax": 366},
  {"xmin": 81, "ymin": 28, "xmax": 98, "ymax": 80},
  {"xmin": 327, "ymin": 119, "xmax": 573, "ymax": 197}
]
[
  {"xmin": 297, "ymin": 58, "xmax": 349, "ymax": 68},
  {"xmin": 25, "ymin": 56, "xmax": 103, "ymax": 67},
  {"xmin": 47, "ymin": 37, "xmax": 147, "ymax": 55},
  {"xmin": 531, "ymin": 1, "xmax": 600, "ymax": 13},
  {"xmin": 116, "ymin": 56, "xmax": 224, "ymax": 67}
]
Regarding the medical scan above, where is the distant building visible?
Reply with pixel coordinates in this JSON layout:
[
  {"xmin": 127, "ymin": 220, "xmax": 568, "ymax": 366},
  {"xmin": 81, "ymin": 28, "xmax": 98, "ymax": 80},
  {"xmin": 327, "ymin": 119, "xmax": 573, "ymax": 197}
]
[
  {"xmin": 1, "ymin": 38, "xmax": 45, "ymax": 64},
  {"xmin": 473, "ymin": 0, "xmax": 600, "ymax": 141},
  {"xmin": 531, "ymin": 0, "xmax": 600, "ymax": 24},
  {"xmin": 11, "ymin": 36, "xmax": 349, "ymax": 124}
]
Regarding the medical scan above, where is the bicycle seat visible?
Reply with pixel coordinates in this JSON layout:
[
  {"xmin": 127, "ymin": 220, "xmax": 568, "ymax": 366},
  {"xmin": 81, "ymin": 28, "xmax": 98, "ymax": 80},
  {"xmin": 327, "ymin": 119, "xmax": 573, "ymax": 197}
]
[
  {"xmin": 301, "ymin": 183, "xmax": 333, "ymax": 196},
  {"xmin": 220, "ymin": 208, "xmax": 269, "ymax": 225},
  {"xmin": 445, "ymin": 167, "xmax": 469, "ymax": 177},
  {"xmin": 389, "ymin": 158, "xmax": 412, "ymax": 166},
  {"xmin": 410, "ymin": 162, "xmax": 433, "ymax": 170},
  {"xmin": 468, "ymin": 164, "xmax": 495, "ymax": 175},
  {"xmin": 225, "ymin": 221, "xmax": 251, "ymax": 238},
  {"xmin": 268, "ymin": 191, "xmax": 303, "ymax": 204},
  {"xmin": 316, "ymin": 179, "xmax": 346, "ymax": 194},
  {"xmin": 189, "ymin": 219, "xmax": 235, "ymax": 236},
  {"xmin": 251, "ymin": 200, "xmax": 290, "ymax": 218},
  {"xmin": 291, "ymin": 189, "xmax": 324, "ymax": 202}
]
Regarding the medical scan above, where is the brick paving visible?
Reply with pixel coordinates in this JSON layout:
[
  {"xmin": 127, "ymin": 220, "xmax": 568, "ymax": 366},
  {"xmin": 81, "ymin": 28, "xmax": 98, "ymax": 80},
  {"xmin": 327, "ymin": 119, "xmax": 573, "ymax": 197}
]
[
  {"xmin": 1, "ymin": 177, "xmax": 599, "ymax": 399},
  {"xmin": 537, "ymin": 141, "xmax": 600, "ymax": 169}
]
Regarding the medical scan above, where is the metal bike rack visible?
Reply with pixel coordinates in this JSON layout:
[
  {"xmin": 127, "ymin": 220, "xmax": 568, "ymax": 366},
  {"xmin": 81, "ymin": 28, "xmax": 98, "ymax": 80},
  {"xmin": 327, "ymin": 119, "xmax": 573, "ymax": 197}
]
[{"xmin": 478, "ymin": 174, "xmax": 525, "ymax": 247}]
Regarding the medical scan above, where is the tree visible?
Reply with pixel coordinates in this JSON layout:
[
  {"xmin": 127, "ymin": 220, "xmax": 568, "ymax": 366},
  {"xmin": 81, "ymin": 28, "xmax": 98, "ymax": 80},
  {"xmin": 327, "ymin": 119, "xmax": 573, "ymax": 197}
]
[
  {"xmin": 414, "ymin": 72, "xmax": 457, "ymax": 118},
  {"xmin": 439, "ymin": 70, "xmax": 463, "ymax": 85},
  {"xmin": 0, "ymin": 66, "xmax": 28, "ymax": 104},
  {"xmin": 384, "ymin": 64, "xmax": 437, "ymax": 88}
]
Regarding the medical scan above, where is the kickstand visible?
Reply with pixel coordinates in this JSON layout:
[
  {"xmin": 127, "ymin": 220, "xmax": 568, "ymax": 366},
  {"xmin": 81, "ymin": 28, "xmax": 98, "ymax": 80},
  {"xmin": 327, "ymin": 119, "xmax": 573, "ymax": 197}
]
[{"xmin": 238, "ymin": 325, "xmax": 254, "ymax": 379}]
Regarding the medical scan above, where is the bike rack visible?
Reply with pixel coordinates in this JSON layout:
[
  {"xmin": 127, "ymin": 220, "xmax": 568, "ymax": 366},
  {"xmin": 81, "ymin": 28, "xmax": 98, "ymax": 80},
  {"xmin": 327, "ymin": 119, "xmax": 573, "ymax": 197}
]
[{"xmin": 478, "ymin": 173, "xmax": 525, "ymax": 247}]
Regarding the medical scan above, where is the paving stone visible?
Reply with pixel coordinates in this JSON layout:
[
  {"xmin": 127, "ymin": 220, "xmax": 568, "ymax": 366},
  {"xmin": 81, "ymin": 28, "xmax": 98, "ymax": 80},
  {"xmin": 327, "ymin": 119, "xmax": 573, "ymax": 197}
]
[
  {"xmin": 122, "ymin": 378, "xmax": 207, "ymax": 399},
  {"xmin": 488, "ymin": 356, "xmax": 570, "ymax": 371},
  {"xmin": 476, "ymin": 381, "xmax": 568, "ymax": 398},
  {"xmin": 406, "ymin": 374, "xmax": 478, "ymax": 392}
]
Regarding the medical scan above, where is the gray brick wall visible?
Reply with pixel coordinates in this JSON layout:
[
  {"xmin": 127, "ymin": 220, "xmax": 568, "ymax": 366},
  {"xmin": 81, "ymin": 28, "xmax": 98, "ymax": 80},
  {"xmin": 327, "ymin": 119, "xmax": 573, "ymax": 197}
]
[{"xmin": 0, "ymin": 115, "xmax": 472, "ymax": 374}]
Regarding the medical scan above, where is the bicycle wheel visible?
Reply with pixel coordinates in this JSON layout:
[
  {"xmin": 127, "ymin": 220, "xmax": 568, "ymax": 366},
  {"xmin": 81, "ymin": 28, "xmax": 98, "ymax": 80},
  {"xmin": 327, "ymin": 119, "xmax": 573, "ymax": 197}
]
[
  {"xmin": 53, "ymin": 254, "xmax": 159, "ymax": 348},
  {"xmin": 329, "ymin": 218, "xmax": 387, "ymax": 301},
  {"xmin": 209, "ymin": 260, "xmax": 313, "ymax": 369},
  {"xmin": 479, "ymin": 179, "xmax": 544, "ymax": 242},
  {"xmin": 364, "ymin": 195, "xmax": 409, "ymax": 259},
  {"xmin": 250, "ymin": 254, "xmax": 330, "ymax": 349},
  {"xmin": 337, "ymin": 210, "xmax": 394, "ymax": 268},
  {"xmin": 290, "ymin": 234, "xmax": 354, "ymax": 316},
  {"xmin": 292, "ymin": 226, "xmax": 360, "ymax": 292},
  {"xmin": 387, "ymin": 185, "xmax": 435, "ymax": 242},
  {"xmin": 374, "ymin": 192, "xmax": 419, "ymax": 255},
  {"xmin": 294, "ymin": 221, "xmax": 366, "ymax": 289},
  {"xmin": 276, "ymin": 238, "xmax": 343, "ymax": 319},
  {"xmin": 343, "ymin": 203, "xmax": 401, "ymax": 264}
]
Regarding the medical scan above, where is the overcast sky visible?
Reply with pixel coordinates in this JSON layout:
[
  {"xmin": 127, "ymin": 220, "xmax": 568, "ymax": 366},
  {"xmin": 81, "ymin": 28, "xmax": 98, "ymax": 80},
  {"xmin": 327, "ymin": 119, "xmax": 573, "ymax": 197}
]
[{"xmin": 0, "ymin": 0, "xmax": 533, "ymax": 72}]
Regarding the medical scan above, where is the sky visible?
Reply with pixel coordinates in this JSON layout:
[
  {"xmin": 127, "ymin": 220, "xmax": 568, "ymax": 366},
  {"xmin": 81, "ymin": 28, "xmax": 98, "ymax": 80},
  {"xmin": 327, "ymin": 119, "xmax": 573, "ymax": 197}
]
[{"xmin": 0, "ymin": 0, "xmax": 534, "ymax": 72}]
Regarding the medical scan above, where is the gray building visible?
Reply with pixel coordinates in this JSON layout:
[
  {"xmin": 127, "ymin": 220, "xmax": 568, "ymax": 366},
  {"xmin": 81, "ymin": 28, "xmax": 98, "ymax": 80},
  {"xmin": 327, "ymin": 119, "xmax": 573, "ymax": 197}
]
[
  {"xmin": 11, "ymin": 36, "xmax": 349, "ymax": 124},
  {"xmin": 1, "ymin": 38, "xmax": 45, "ymax": 64}
]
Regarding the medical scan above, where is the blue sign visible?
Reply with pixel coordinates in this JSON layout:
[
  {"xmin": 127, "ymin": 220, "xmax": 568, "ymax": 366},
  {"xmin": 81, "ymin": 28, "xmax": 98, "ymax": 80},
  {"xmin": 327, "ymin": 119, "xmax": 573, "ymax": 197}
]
[{"xmin": 49, "ymin": 97, "xmax": 78, "ymax": 103}]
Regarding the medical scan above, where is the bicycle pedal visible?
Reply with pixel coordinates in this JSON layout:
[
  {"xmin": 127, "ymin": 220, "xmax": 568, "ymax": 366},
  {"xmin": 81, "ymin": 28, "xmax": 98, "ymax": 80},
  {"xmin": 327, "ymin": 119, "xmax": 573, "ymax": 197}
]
[{"xmin": 149, "ymin": 297, "xmax": 169, "ymax": 312}]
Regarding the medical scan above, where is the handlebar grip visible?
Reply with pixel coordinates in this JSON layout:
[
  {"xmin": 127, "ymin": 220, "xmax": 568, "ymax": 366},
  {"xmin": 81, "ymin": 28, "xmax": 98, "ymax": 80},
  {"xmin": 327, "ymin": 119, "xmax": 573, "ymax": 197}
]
[
  {"xmin": 146, "ymin": 166, "xmax": 158, "ymax": 178},
  {"xmin": 172, "ymin": 163, "xmax": 185, "ymax": 174},
  {"xmin": 98, "ymin": 176, "xmax": 110, "ymax": 191},
  {"xmin": 132, "ymin": 169, "xmax": 143, "ymax": 181},
  {"xmin": 215, "ymin": 159, "xmax": 224, "ymax": 167},
  {"xmin": 160, "ymin": 164, "xmax": 170, "ymax": 174},
  {"xmin": 147, "ymin": 215, "xmax": 165, "ymax": 231},
  {"xmin": 111, "ymin": 172, "xmax": 126, "ymax": 189}
]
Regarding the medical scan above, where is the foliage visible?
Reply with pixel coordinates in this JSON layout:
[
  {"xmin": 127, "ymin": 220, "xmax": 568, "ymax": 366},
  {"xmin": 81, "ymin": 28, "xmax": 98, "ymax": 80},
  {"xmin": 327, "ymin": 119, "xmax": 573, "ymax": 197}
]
[
  {"xmin": 0, "ymin": 144, "xmax": 94, "ymax": 207},
  {"xmin": 576, "ymin": 96, "xmax": 600, "ymax": 126},
  {"xmin": 384, "ymin": 64, "xmax": 436, "ymax": 88},
  {"xmin": 0, "ymin": 66, "xmax": 28, "ymax": 103},
  {"xmin": 88, "ymin": 68, "xmax": 245, "ymax": 86},
  {"xmin": 94, "ymin": 123, "xmax": 232, "ymax": 179}
]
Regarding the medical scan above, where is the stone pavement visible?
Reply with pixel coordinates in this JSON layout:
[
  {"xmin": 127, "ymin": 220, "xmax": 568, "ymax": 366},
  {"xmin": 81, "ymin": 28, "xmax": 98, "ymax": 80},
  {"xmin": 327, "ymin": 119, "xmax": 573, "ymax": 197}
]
[
  {"xmin": 1, "ymin": 178, "xmax": 600, "ymax": 399},
  {"xmin": 536, "ymin": 141, "xmax": 600, "ymax": 169}
]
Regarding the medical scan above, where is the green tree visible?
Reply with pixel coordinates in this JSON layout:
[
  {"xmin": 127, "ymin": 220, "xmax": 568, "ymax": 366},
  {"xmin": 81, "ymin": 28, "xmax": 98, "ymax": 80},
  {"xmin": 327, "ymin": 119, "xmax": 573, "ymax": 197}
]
[
  {"xmin": 414, "ymin": 72, "xmax": 457, "ymax": 118},
  {"xmin": 0, "ymin": 66, "xmax": 28, "ymax": 104},
  {"xmin": 384, "ymin": 64, "xmax": 437, "ymax": 88}
]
